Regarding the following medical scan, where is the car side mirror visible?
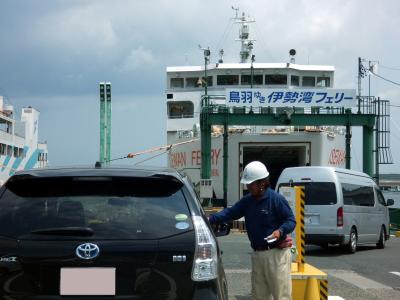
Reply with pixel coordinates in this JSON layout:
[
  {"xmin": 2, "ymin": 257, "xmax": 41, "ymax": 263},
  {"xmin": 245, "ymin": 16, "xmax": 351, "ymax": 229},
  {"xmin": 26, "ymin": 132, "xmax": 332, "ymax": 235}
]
[
  {"xmin": 386, "ymin": 199, "xmax": 394, "ymax": 206},
  {"xmin": 213, "ymin": 223, "xmax": 231, "ymax": 237}
]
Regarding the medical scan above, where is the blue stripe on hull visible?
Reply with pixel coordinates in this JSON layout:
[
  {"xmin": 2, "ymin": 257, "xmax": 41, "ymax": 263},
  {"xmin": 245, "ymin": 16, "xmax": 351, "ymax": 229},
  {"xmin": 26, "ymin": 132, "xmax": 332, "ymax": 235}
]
[
  {"xmin": 9, "ymin": 146, "xmax": 30, "ymax": 176},
  {"xmin": 24, "ymin": 149, "xmax": 42, "ymax": 170},
  {"xmin": 1, "ymin": 156, "xmax": 11, "ymax": 172}
]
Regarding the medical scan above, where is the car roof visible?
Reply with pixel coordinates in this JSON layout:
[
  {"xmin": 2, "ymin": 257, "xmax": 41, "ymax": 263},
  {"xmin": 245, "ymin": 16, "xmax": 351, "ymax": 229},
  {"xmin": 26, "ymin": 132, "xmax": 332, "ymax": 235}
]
[{"xmin": 9, "ymin": 165, "xmax": 184, "ymax": 181}]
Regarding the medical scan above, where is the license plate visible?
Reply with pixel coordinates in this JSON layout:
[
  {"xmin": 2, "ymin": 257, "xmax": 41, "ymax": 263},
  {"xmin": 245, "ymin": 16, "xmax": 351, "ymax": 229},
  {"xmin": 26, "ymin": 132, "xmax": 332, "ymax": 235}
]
[
  {"xmin": 60, "ymin": 268, "xmax": 115, "ymax": 295},
  {"xmin": 304, "ymin": 215, "xmax": 319, "ymax": 224}
]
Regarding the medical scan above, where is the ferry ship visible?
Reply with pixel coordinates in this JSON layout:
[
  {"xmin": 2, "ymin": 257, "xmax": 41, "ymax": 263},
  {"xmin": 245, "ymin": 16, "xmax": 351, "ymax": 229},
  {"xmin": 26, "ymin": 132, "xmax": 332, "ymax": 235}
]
[
  {"xmin": 165, "ymin": 11, "xmax": 358, "ymax": 206},
  {"xmin": 0, "ymin": 95, "xmax": 48, "ymax": 185}
]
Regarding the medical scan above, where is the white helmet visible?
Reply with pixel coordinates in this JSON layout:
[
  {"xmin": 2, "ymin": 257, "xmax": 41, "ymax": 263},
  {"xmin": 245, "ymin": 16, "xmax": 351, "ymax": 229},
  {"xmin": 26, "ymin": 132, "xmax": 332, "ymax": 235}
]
[{"xmin": 240, "ymin": 161, "xmax": 270, "ymax": 184}]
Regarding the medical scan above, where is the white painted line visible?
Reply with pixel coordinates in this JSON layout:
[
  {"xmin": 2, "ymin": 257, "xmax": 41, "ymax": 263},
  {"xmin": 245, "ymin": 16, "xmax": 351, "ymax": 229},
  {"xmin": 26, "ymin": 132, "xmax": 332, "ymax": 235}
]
[
  {"xmin": 225, "ymin": 269, "xmax": 251, "ymax": 274},
  {"xmin": 390, "ymin": 271, "xmax": 400, "ymax": 277},
  {"xmin": 328, "ymin": 297, "xmax": 345, "ymax": 300},
  {"xmin": 325, "ymin": 269, "xmax": 392, "ymax": 290}
]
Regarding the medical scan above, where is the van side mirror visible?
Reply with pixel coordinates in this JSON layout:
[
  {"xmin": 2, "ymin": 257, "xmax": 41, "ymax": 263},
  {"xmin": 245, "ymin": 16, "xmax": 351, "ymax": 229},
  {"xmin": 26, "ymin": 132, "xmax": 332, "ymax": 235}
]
[
  {"xmin": 386, "ymin": 199, "xmax": 394, "ymax": 206},
  {"xmin": 212, "ymin": 223, "xmax": 231, "ymax": 237}
]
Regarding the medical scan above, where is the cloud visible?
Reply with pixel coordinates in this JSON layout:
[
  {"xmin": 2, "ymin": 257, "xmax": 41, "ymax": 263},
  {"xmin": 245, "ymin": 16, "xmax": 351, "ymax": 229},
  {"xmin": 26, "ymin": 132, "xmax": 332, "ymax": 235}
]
[
  {"xmin": 120, "ymin": 46, "xmax": 157, "ymax": 71},
  {"xmin": 0, "ymin": 0, "xmax": 400, "ymax": 169}
]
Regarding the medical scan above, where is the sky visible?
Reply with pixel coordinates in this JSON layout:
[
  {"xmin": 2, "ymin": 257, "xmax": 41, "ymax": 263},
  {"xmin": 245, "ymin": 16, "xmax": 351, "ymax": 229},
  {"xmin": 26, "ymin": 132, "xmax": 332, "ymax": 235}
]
[{"xmin": 0, "ymin": 0, "xmax": 399, "ymax": 173}]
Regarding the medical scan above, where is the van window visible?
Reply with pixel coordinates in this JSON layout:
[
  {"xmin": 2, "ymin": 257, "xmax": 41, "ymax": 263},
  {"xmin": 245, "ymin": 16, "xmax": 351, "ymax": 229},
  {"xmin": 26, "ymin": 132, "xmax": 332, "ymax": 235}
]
[
  {"xmin": 278, "ymin": 182, "xmax": 337, "ymax": 205},
  {"xmin": 375, "ymin": 188, "xmax": 386, "ymax": 206},
  {"xmin": 342, "ymin": 183, "xmax": 375, "ymax": 206}
]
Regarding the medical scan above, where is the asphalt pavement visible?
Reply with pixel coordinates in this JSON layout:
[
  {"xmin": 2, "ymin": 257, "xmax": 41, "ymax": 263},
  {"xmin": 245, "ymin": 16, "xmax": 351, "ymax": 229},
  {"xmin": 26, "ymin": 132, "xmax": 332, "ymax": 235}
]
[{"xmin": 218, "ymin": 232, "xmax": 400, "ymax": 300}]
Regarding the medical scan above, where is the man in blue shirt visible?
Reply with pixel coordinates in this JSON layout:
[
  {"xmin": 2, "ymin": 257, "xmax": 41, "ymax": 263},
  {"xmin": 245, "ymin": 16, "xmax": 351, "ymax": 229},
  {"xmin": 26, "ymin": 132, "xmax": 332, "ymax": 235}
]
[{"xmin": 209, "ymin": 161, "xmax": 296, "ymax": 300}]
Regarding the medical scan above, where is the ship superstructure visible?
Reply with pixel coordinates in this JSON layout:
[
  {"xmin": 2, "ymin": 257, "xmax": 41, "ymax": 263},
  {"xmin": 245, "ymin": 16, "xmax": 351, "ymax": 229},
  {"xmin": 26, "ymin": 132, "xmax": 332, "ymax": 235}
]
[
  {"xmin": 0, "ymin": 96, "xmax": 48, "ymax": 184},
  {"xmin": 165, "ymin": 12, "xmax": 349, "ymax": 205}
]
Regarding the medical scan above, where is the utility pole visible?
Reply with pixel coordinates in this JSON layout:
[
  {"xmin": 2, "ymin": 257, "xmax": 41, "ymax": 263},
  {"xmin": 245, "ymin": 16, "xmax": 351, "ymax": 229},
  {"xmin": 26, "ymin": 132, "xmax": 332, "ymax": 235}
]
[{"xmin": 358, "ymin": 57, "xmax": 367, "ymax": 113}]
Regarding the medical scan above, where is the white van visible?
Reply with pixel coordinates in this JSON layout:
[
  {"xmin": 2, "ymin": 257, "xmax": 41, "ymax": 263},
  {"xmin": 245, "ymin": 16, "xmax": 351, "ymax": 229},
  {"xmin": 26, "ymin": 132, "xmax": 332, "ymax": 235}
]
[{"xmin": 276, "ymin": 167, "xmax": 394, "ymax": 253}]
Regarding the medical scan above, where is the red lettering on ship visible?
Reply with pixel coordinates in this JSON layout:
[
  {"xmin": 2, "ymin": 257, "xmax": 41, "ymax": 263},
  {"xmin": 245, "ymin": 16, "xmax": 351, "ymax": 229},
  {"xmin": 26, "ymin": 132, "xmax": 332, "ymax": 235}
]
[
  {"xmin": 211, "ymin": 148, "xmax": 221, "ymax": 166},
  {"xmin": 170, "ymin": 152, "xmax": 186, "ymax": 168},
  {"xmin": 328, "ymin": 149, "xmax": 346, "ymax": 166},
  {"xmin": 212, "ymin": 169, "xmax": 219, "ymax": 177},
  {"xmin": 191, "ymin": 148, "xmax": 221, "ymax": 166},
  {"xmin": 192, "ymin": 150, "xmax": 201, "ymax": 166}
]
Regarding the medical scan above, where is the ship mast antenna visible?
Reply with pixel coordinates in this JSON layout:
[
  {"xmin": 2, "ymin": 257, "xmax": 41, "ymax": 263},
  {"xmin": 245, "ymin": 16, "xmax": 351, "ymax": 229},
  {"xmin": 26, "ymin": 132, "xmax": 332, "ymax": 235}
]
[
  {"xmin": 232, "ymin": 6, "xmax": 239, "ymax": 18},
  {"xmin": 232, "ymin": 9, "xmax": 256, "ymax": 63}
]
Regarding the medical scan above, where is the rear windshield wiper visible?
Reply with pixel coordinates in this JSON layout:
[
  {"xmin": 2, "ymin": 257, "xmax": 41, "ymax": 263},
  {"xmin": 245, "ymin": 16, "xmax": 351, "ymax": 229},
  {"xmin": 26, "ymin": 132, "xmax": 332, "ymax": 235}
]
[{"xmin": 31, "ymin": 227, "xmax": 94, "ymax": 236}]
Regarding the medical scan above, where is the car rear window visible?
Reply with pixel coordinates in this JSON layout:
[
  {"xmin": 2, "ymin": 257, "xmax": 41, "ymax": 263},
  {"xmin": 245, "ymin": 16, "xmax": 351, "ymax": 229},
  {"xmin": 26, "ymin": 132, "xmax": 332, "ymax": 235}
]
[
  {"xmin": 0, "ymin": 176, "xmax": 193, "ymax": 239},
  {"xmin": 278, "ymin": 182, "xmax": 337, "ymax": 205}
]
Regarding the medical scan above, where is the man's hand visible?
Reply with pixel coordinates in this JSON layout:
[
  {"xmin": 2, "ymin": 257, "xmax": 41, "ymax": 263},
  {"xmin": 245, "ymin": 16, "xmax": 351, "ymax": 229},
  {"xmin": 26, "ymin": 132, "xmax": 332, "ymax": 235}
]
[{"xmin": 271, "ymin": 229, "xmax": 282, "ymax": 240}]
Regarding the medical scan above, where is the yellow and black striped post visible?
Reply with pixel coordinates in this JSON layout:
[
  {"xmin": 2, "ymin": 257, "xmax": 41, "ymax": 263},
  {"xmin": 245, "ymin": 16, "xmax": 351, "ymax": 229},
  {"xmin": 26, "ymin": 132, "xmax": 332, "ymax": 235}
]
[
  {"xmin": 320, "ymin": 279, "xmax": 328, "ymax": 300},
  {"xmin": 295, "ymin": 186, "xmax": 306, "ymax": 272}
]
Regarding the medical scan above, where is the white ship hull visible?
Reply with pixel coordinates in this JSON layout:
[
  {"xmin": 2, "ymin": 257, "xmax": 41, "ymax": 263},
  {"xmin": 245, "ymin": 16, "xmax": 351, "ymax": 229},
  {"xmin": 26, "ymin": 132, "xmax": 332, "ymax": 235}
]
[{"xmin": 168, "ymin": 130, "xmax": 345, "ymax": 205}]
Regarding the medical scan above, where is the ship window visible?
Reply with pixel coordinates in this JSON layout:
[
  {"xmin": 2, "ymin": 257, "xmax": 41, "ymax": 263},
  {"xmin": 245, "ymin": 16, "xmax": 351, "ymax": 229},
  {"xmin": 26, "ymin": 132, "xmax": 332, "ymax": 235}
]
[
  {"xmin": 291, "ymin": 75, "xmax": 299, "ymax": 86},
  {"xmin": 13, "ymin": 147, "xmax": 18, "ymax": 157},
  {"xmin": 170, "ymin": 78, "xmax": 184, "ymax": 88},
  {"xmin": 7, "ymin": 145, "xmax": 12, "ymax": 156},
  {"xmin": 0, "ymin": 144, "xmax": 5, "ymax": 155},
  {"xmin": 204, "ymin": 76, "xmax": 213, "ymax": 87},
  {"xmin": 317, "ymin": 77, "xmax": 330, "ymax": 87},
  {"xmin": 302, "ymin": 76, "xmax": 315, "ymax": 87},
  {"xmin": 186, "ymin": 77, "xmax": 200, "ymax": 88},
  {"xmin": 241, "ymin": 75, "xmax": 263, "ymax": 85},
  {"xmin": 217, "ymin": 75, "xmax": 239, "ymax": 85},
  {"xmin": 265, "ymin": 74, "xmax": 287, "ymax": 85},
  {"xmin": 167, "ymin": 101, "xmax": 194, "ymax": 119}
]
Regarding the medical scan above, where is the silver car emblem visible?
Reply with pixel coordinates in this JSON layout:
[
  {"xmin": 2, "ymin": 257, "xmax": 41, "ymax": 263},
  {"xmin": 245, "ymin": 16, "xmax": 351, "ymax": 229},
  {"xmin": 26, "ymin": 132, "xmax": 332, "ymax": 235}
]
[
  {"xmin": 76, "ymin": 243, "xmax": 100, "ymax": 260},
  {"xmin": 172, "ymin": 255, "xmax": 186, "ymax": 262}
]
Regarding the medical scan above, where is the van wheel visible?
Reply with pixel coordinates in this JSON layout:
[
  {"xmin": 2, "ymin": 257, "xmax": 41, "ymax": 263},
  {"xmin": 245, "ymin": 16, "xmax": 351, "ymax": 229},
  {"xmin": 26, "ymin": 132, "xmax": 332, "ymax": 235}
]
[
  {"xmin": 376, "ymin": 226, "xmax": 386, "ymax": 249},
  {"xmin": 347, "ymin": 228, "xmax": 357, "ymax": 254}
]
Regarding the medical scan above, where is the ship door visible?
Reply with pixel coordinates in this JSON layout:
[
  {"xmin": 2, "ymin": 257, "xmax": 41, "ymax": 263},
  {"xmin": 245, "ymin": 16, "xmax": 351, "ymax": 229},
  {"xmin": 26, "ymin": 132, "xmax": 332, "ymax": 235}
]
[{"xmin": 239, "ymin": 142, "xmax": 310, "ymax": 198}]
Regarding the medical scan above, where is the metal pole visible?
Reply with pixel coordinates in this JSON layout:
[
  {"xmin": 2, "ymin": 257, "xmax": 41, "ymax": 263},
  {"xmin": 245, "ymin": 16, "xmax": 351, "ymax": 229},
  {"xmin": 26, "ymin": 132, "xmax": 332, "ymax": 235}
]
[
  {"xmin": 345, "ymin": 125, "xmax": 351, "ymax": 169},
  {"xmin": 250, "ymin": 55, "xmax": 255, "ymax": 88},
  {"xmin": 200, "ymin": 108, "xmax": 212, "ymax": 180},
  {"xmin": 204, "ymin": 56, "xmax": 208, "ymax": 97},
  {"xmin": 363, "ymin": 125, "xmax": 374, "ymax": 176},
  {"xmin": 368, "ymin": 61, "xmax": 371, "ymax": 102},
  {"xmin": 223, "ymin": 120, "xmax": 228, "ymax": 207},
  {"xmin": 358, "ymin": 57, "xmax": 362, "ymax": 114},
  {"xmin": 375, "ymin": 97, "xmax": 380, "ymax": 185},
  {"xmin": 99, "ymin": 83, "xmax": 105, "ymax": 163},
  {"xmin": 106, "ymin": 83, "xmax": 112, "ymax": 164}
]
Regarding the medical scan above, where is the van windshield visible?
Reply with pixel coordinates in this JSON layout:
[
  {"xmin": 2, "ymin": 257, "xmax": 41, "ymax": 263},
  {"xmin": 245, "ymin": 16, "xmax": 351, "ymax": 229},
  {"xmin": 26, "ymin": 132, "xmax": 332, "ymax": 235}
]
[{"xmin": 278, "ymin": 182, "xmax": 337, "ymax": 205}]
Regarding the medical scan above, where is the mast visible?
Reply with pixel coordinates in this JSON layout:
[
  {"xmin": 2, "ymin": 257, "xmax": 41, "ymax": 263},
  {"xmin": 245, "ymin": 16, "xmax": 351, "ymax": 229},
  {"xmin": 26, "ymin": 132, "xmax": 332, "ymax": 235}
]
[{"xmin": 233, "ymin": 10, "xmax": 255, "ymax": 63}]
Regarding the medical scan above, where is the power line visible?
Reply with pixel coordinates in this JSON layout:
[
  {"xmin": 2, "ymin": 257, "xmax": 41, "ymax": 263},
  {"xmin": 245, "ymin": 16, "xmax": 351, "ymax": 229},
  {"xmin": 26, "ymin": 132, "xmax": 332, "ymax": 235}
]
[{"xmin": 370, "ymin": 71, "xmax": 400, "ymax": 86}]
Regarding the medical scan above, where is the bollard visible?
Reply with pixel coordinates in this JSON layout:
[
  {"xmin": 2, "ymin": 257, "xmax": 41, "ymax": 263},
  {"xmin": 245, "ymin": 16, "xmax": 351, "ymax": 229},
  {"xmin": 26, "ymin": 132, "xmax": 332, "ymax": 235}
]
[{"xmin": 304, "ymin": 277, "xmax": 319, "ymax": 300}]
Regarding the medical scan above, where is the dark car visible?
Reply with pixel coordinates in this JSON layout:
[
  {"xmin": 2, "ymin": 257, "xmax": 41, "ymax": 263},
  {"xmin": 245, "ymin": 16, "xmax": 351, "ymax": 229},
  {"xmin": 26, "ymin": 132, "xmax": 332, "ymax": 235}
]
[{"xmin": 0, "ymin": 166, "xmax": 230, "ymax": 299}]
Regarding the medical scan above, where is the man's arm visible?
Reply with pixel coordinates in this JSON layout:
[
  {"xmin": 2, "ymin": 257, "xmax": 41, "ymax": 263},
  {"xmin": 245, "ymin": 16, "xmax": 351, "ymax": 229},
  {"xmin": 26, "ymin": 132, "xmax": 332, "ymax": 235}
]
[
  {"xmin": 276, "ymin": 194, "xmax": 296, "ymax": 237},
  {"xmin": 209, "ymin": 198, "xmax": 246, "ymax": 224}
]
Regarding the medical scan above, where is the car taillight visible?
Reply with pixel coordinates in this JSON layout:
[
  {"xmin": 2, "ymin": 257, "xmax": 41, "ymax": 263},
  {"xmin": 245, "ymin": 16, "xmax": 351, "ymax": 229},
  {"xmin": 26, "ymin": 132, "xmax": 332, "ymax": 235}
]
[
  {"xmin": 191, "ymin": 216, "xmax": 218, "ymax": 281},
  {"xmin": 337, "ymin": 207, "xmax": 343, "ymax": 227}
]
